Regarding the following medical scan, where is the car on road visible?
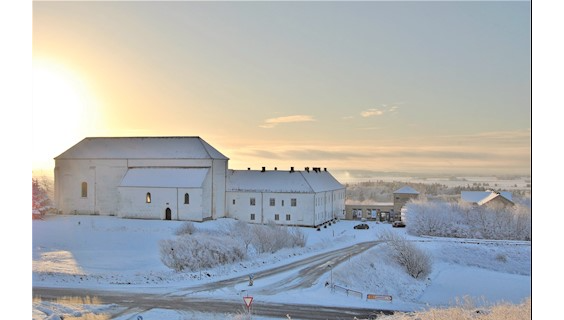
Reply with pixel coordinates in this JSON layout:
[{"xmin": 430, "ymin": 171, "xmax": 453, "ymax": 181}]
[
  {"xmin": 392, "ymin": 221, "xmax": 406, "ymax": 228},
  {"xmin": 354, "ymin": 223, "xmax": 369, "ymax": 230}
]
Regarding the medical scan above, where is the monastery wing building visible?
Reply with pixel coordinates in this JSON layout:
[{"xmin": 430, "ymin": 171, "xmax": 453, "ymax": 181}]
[{"xmin": 54, "ymin": 137, "xmax": 345, "ymax": 227}]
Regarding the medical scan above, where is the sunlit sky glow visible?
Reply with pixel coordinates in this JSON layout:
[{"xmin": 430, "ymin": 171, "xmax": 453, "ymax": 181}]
[{"xmin": 32, "ymin": 0, "xmax": 531, "ymax": 179}]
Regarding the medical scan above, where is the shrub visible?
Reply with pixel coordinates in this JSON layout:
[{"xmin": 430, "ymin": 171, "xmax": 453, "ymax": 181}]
[
  {"xmin": 159, "ymin": 233, "xmax": 246, "ymax": 271},
  {"xmin": 379, "ymin": 230, "xmax": 432, "ymax": 279},
  {"xmin": 251, "ymin": 223, "xmax": 307, "ymax": 254},
  {"xmin": 175, "ymin": 221, "xmax": 197, "ymax": 236}
]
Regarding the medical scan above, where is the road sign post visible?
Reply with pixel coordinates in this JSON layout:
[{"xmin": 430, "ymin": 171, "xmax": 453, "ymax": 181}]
[
  {"xmin": 243, "ymin": 295, "xmax": 253, "ymax": 319},
  {"xmin": 243, "ymin": 296, "xmax": 253, "ymax": 308}
]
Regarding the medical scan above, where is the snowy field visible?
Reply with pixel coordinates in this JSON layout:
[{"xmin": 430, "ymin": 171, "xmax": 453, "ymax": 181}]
[{"xmin": 32, "ymin": 215, "xmax": 531, "ymax": 320}]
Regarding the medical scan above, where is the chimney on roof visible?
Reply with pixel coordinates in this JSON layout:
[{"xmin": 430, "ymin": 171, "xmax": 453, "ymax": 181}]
[
  {"xmin": 290, "ymin": 167, "xmax": 294, "ymax": 173},
  {"xmin": 324, "ymin": 168, "xmax": 327, "ymax": 172},
  {"xmin": 261, "ymin": 167, "xmax": 265, "ymax": 172},
  {"xmin": 305, "ymin": 167, "xmax": 309, "ymax": 172},
  {"xmin": 248, "ymin": 167, "xmax": 251, "ymax": 170},
  {"xmin": 274, "ymin": 167, "xmax": 277, "ymax": 171}
]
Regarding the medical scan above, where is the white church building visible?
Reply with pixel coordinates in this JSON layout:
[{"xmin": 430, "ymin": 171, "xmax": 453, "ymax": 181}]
[{"xmin": 54, "ymin": 137, "xmax": 345, "ymax": 227}]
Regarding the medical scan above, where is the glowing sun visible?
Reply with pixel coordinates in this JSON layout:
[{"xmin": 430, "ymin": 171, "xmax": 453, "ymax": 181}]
[{"xmin": 32, "ymin": 59, "xmax": 99, "ymax": 169}]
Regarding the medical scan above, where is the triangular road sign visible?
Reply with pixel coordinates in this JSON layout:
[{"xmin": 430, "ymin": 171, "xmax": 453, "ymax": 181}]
[{"xmin": 243, "ymin": 296, "xmax": 253, "ymax": 308}]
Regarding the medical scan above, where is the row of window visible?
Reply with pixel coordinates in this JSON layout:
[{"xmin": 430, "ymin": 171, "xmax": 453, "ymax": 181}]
[
  {"xmin": 82, "ymin": 182, "xmax": 195, "ymax": 205},
  {"xmin": 145, "ymin": 192, "xmax": 191, "ymax": 204},
  {"xmin": 249, "ymin": 213, "xmax": 291, "ymax": 221},
  {"xmin": 233, "ymin": 197, "xmax": 297, "ymax": 207}
]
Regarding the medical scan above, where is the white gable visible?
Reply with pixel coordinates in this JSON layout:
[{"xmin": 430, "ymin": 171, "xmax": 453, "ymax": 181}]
[
  {"xmin": 120, "ymin": 168, "xmax": 209, "ymax": 188},
  {"xmin": 55, "ymin": 137, "xmax": 228, "ymax": 160}
]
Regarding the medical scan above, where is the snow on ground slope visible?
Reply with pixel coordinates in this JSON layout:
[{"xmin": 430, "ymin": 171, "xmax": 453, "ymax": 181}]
[{"xmin": 32, "ymin": 215, "xmax": 531, "ymax": 319}]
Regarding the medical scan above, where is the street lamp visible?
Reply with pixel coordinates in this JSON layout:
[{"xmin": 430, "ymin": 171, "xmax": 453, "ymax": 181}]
[{"xmin": 327, "ymin": 264, "xmax": 333, "ymax": 292}]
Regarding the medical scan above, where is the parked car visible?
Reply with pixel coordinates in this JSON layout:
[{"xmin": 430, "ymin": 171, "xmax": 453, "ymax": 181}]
[
  {"xmin": 392, "ymin": 221, "xmax": 406, "ymax": 228},
  {"xmin": 354, "ymin": 223, "xmax": 370, "ymax": 230}
]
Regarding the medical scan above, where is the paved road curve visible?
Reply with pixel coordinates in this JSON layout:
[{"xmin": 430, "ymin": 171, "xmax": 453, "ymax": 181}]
[{"xmin": 33, "ymin": 241, "xmax": 397, "ymax": 319}]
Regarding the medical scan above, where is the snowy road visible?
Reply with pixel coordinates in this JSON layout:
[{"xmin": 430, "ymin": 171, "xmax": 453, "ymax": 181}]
[
  {"xmin": 33, "ymin": 287, "xmax": 393, "ymax": 320},
  {"xmin": 33, "ymin": 241, "xmax": 396, "ymax": 319},
  {"xmin": 170, "ymin": 240, "xmax": 380, "ymax": 296}
]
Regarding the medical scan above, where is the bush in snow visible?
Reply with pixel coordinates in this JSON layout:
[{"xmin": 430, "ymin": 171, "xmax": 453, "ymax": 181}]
[
  {"xmin": 230, "ymin": 220, "xmax": 255, "ymax": 255},
  {"xmin": 159, "ymin": 233, "xmax": 246, "ymax": 272},
  {"xmin": 32, "ymin": 178, "xmax": 53, "ymax": 217},
  {"xmin": 251, "ymin": 222, "xmax": 307, "ymax": 254},
  {"xmin": 160, "ymin": 220, "xmax": 306, "ymax": 271},
  {"xmin": 379, "ymin": 230, "xmax": 432, "ymax": 279},
  {"xmin": 405, "ymin": 198, "xmax": 531, "ymax": 241},
  {"xmin": 174, "ymin": 221, "xmax": 197, "ymax": 236}
]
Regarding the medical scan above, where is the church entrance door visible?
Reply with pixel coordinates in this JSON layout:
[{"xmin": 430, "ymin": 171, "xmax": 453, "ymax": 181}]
[{"xmin": 165, "ymin": 208, "xmax": 172, "ymax": 220}]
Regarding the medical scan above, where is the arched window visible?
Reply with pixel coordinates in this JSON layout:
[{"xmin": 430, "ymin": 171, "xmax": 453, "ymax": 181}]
[
  {"xmin": 81, "ymin": 182, "xmax": 88, "ymax": 198},
  {"xmin": 146, "ymin": 192, "xmax": 151, "ymax": 203},
  {"xmin": 184, "ymin": 193, "xmax": 190, "ymax": 204}
]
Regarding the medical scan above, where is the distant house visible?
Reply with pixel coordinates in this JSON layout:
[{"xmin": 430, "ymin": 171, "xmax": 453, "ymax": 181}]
[
  {"xmin": 393, "ymin": 186, "xmax": 420, "ymax": 221},
  {"xmin": 344, "ymin": 201, "xmax": 394, "ymax": 221},
  {"xmin": 54, "ymin": 137, "xmax": 344, "ymax": 227},
  {"xmin": 344, "ymin": 185, "xmax": 419, "ymax": 222},
  {"xmin": 460, "ymin": 190, "xmax": 514, "ymax": 207}
]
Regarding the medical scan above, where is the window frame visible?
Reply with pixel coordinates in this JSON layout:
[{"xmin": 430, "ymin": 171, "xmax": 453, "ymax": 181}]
[
  {"xmin": 146, "ymin": 192, "xmax": 152, "ymax": 203},
  {"xmin": 81, "ymin": 182, "xmax": 88, "ymax": 198},
  {"xmin": 184, "ymin": 193, "xmax": 190, "ymax": 205}
]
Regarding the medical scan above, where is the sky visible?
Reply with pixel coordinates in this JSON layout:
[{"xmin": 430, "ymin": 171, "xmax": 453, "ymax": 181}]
[{"xmin": 29, "ymin": 0, "xmax": 531, "ymax": 177}]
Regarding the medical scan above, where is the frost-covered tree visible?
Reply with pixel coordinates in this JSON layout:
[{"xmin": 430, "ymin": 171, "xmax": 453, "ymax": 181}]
[
  {"xmin": 405, "ymin": 199, "xmax": 531, "ymax": 241},
  {"xmin": 32, "ymin": 178, "xmax": 52, "ymax": 217},
  {"xmin": 379, "ymin": 230, "xmax": 432, "ymax": 279},
  {"xmin": 159, "ymin": 233, "xmax": 246, "ymax": 272}
]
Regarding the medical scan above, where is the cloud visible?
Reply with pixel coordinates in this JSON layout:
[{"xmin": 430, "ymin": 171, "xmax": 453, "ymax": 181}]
[
  {"xmin": 260, "ymin": 115, "xmax": 316, "ymax": 128},
  {"xmin": 360, "ymin": 105, "xmax": 399, "ymax": 118},
  {"xmin": 360, "ymin": 109, "xmax": 384, "ymax": 117}
]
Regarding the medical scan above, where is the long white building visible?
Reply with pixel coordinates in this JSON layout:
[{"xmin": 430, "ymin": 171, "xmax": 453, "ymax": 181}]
[{"xmin": 54, "ymin": 137, "xmax": 345, "ymax": 227}]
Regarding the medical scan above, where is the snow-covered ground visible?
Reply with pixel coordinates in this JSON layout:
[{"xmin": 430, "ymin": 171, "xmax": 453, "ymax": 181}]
[{"xmin": 32, "ymin": 215, "xmax": 531, "ymax": 319}]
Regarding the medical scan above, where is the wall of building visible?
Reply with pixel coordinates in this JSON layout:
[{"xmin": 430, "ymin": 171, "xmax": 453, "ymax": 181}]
[
  {"xmin": 393, "ymin": 193, "xmax": 419, "ymax": 220},
  {"xmin": 118, "ymin": 186, "xmax": 207, "ymax": 221},
  {"xmin": 226, "ymin": 191, "xmax": 316, "ymax": 226},
  {"xmin": 210, "ymin": 159, "xmax": 228, "ymax": 220},
  {"xmin": 54, "ymin": 157, "xmax": 223, "ymax": 218},
  {"xmin": 54, "ymin": 159, "xmax": 128, "ymax": 215},
  {"xmin": 344, "ymin": 203, "xmax": 394, "ymax": 221},
  {"xmin": 118, "ymin": 186, "xmax": 177, "ymax": 219}
]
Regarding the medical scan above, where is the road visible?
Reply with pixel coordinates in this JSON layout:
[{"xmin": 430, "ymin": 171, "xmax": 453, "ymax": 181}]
[
  {"xmin": 33, "ymin": 241, "xmax": 396, "ymax": 319},
  {"xmin": 172, "ymin": 241, "xmax": 379, "ymax": 296}
]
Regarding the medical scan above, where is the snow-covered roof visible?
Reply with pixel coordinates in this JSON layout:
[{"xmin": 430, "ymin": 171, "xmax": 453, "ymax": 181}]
[
  {"xmin": 461, "ymin": 191, "xmax": 513, "ymax": 205},
  {"xmin": 393, "ymin": 186, "xmax": 419, "ymax": 194},
  {"xmin": 226, "ymin": 169, "xmax": 344, "ymax": 193},
  {"xmin": 55, "ymin": 137, "xmax": 228, "ymax": 160},
  {"xmin": 119, "ymin": 168, "xmax": 209, "ymax": 188},
  {"xmin": 345, "ymin": 200, "xmax": 394, "ymax": 206}
]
